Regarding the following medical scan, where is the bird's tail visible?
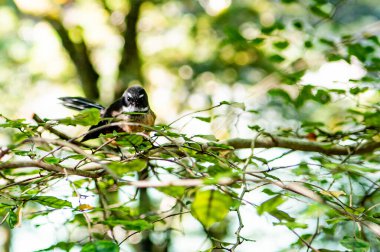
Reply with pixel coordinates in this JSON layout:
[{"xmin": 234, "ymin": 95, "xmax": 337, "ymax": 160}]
[{"xmin": 59, "ymin": 97, "xmax": 105, "ymax": 111}]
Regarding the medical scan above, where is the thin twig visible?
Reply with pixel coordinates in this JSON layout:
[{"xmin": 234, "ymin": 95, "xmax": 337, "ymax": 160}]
[
  {"xmin": 307, "ymin": 218, "xmax": 320, "ymax": 252},
  {"xmin": 289, "ymin": 228, "xmax": 320, "ymax": 252}
]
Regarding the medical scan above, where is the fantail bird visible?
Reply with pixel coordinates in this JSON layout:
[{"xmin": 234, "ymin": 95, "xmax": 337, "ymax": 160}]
[{"xmin": 59, "ymin": 86, "xmax": 156, "ymax": 141}]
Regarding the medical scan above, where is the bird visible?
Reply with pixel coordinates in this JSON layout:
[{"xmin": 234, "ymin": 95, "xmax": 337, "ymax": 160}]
[{"xmin": 59, "ymin": 86, "xmax": 156, "ymax": 141}]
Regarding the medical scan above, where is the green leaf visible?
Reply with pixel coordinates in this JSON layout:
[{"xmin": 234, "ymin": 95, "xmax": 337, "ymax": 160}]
[
  {"xmin": 108, "ymin": 159, "xmax": 147, "ymax": 175},
  {"xmin": 348, "ymin": 43, "xmax": 375, "ymax": 62},
  {"xmin": 302, "ymin": 203, "xmax": 330, "ymax": 218},
  {"xmin": 283, "ymin": 221, "xmax": 308, "ymax": 229},
  {"xmin": 231, "ymin": 102, "xmax": 246, "ymax": 111},
  {"xmin": 274, "ymin": 220, "xmax": 308, "ymax": 229},
  {"xmin": 326, "ymin": 217, "xmax": 349, "ymax": 225},
  {"xmin": 0, "ymin": 196, "xmax": 17, "ymax": 206},
  {"xmin": 104, "ymin": 219, "xmax": 153, "ymax": 231},
  {"xmin": 67, "ymin": 154, "xmax": 86, "ymax": 160},
  {"xmin": 319, "ymin": 38, "xmax": 335, "ymax": 47},
  {"xmin": 326, "ymin": 53, "xmax": 343, "ymax": 61},
  {"xmin": 295, "ymin": 85, "xmax": 313, "ymax": 107},
  {"xmin": 330, "ymin": 89, "xmax": 346, "ymax": 94},
  {"xmin": 269, "ymin": 54, "xmax": 285, "ymax": 63},
  {"xmin": 0, "ymin": 118, "xmax": 28, "ymax": 129},
  {"xmin": 268, "ymin": 89, "xmax": 292, "ymax": 103},
  {"xmin": 219, "ymin": 101, "xmax": 232, "ymax": 106},
  {"xmin": 313, "ymin": 89, "xmax": 331, "ymax": 104},
  {"xmin": 251, "ymin": 37, "xmax": 265, "ymax": 45},
  {"xmin": 273, "ymin": 40, "xmax": 289, "ymax": 50},
  {"xmin": 293, "ymin": 20, "xmax": 303, "ymax": 30},
  {"xmin": 81, "ymin": 240, "xmax": 119, "ymax": 252},
  {"xmin": 7, "ymin": 210, "xmax": 18, "ymax": 229},
  {"xmin": 157, "ymin": 186, "xmax": 186, "ymax": 198},
  {"xmin": 207, "ymin": 165, "xmax": 233, "ymax": 177},
  {"xmin": 12, "ymin": 132, "xmax": 30, "ymax": 143},
  {"xmin": 59, "ymin": 108, "xmax": 101, "ymax": 126},
  {"xmin": 262, "ymin": 188, "xmax": 279, "ymax": 196},
  {"xmin": 310, "ymin": 5, "xmax": 329, "ymax": 18},
  {"xmin": 193, "ymin": 134, "xmax": 218, "ymax": 141},
  {"xmin": 0, "ymin": 204, "xmax": 11, "ymax": 211},
  {"xmin": 368, "ymin": 35, "xmax": 380, "ymax": 46},
  {"xmin": 304, "ymin": 40, "xmax": 313, "ymax": 48},
  {"xmin": 349, "ymin": 87, "xmax": 368, "ymax": 95},
  {"xmin": 263, "ymin": 173, "xmax": 282, "ymax": 182},
  {"xmin": 364, "ymin": 112, "xmax": 380, "ymax": 127},
  {"xmin": 269, "ymin": 209, "xmax": 295, "ymax": 222},
  {"xmin": 203, "ymin": 174, "xmax": 236, "ymax": 185},
  {"xmin": 35, "ymin": 242, "xmax": 75, "ymax": 252},
  {"xmin": 43, "ymin": 157, "xmax": 61, "ymax": 164},
  {"xmin": 292, "ymin": 162, "xmax": 310, "ymax": 176},
  {"xmin": 283, "ymin": 70, "xmax": 306, "ymax": 84},
  {"xmin": 261, "ymin": 22, "xmax": 285, "ymax": 34},
  {"xmin": 115, "ymin": 134, "xmax": 144, "ymax": 147},
  {"xmin": 340, "ymin": 236, "xmax": 369, "ymax": 251},
  {"xmin": 195, "ymin": 116, "xmax": 211, "ymax": 123},
  {"xmin": 31, "ymin": 196, "xmax": 72, "ymax": 209},
  {"xmin": 163, "ymin": 130, "xmax": 186, "ymax": 138},
  {"xmin": 191, "ymin": 190, "xmax": 233, "ymax": 228},
  {"xmin": 257, "ymin": 195, "xmax": 285, "ymax": 215},
  {"xmin": 248, "ymin": 125, "xmax": 262, "ymax": 132},
  {"xmin": 13, "ymin": 150, "xmax": 36, "ymax": 157}
]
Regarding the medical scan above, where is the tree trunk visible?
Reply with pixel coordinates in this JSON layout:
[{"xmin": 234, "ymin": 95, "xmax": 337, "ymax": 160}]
[{"xmin": 116, "ymin": 0, "xmax": 144, "ymax": 98}]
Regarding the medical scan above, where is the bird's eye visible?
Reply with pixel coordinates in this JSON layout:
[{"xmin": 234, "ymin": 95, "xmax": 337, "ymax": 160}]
[{"xmin": 126, "ymin": 93, "xmax": 133, "ymax": 102}]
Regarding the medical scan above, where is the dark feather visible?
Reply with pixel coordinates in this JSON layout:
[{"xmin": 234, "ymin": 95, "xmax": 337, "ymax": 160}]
[
  {"xmin": 59, "ymin": 97, "xmax": 104, "ymax": 111},
  {"xmin": 81, "ymin": 98, "xmax": 124, "ymax": 141}
]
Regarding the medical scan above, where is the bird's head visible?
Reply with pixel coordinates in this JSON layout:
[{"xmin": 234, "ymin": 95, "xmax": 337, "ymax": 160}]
[{"xmin": 121, "ymin": 86, "xmax": 150, "ymax": 113}]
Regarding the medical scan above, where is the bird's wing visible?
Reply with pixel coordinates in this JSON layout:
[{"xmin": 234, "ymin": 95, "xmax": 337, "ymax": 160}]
[{"xmin": 81, "ymin": 98, "xmax": 123, "ymax": 141}]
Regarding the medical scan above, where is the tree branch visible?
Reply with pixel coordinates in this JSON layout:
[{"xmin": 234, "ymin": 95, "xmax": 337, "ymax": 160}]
[
  {"xmin": 12, "ymin": 2, "xmax": 100, "ymax": 99},
  {"xmin": 0, "ymin": 161, "xmax": 102, "ymax": 178},
  {"xmin": 222, "ymin": 135, "xmax": 380, "ymax": 155},
  {"xmin": 119, "ymin": 177, "xmax": 235, "ymax": 188},
  {"xmin": 45, "ymin": 16, "xmax": 100, "ymax": 100},
  {"xmin": 33, "ymin": 114, "xmax": 90, "ymax": 147}
]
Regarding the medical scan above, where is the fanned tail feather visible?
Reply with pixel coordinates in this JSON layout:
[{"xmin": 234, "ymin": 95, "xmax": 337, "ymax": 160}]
[{"xmin": 59, "ymin": 97, "xmax": 104, "ymax": 111}]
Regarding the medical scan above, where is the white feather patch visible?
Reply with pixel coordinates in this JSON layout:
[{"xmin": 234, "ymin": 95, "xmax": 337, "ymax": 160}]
[{"xmin": 122, "ymin": 106, "xmax": 149, "ymax": 113}]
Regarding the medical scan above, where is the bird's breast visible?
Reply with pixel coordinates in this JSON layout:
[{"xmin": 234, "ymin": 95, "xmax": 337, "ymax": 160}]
[{"xmin": 114, "ymin": 110, "xmax": 156, "ymax": 133}]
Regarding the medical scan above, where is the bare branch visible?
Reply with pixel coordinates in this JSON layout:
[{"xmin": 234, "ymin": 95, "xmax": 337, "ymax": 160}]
[
  {"xmin": 0, "ymin": 161, "xmax": 103, "ymax": 178},
  {"xmin": 223, "ymin": 135, "xmax": 380, "ymax": 155},
  {"xmin": 119, "ymin": 177, "xmax": 235, "ymax": 188}
]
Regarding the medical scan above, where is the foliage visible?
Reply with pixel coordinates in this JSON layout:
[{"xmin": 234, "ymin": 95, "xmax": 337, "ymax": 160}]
[
  {"xmin": 1, "ymin": 103, "xmax": 380, "ymax": 251},
  {"xmin": 0, "ymin": 0, "xmax": 380, "ymax": 252}
]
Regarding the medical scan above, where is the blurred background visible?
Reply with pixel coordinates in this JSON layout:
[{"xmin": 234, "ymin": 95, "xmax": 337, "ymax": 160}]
[{"xmin": 1, "ymin": 0, "xmax": 380, "ymax": 251}]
